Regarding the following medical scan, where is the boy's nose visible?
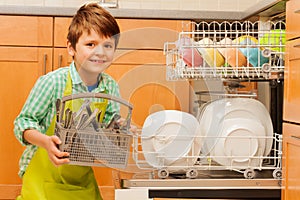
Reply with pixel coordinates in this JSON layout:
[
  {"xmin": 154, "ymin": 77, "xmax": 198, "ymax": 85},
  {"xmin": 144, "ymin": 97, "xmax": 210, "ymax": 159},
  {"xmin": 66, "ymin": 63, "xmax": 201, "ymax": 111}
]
[{"xmin": 94, "ymin": 45, "xmax": 105, "ymax": 55}]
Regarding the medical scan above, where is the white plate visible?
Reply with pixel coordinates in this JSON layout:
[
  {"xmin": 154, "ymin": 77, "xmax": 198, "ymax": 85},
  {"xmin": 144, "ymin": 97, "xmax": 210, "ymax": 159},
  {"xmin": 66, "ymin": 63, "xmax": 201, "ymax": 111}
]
[
  {"xmin": 211, "ymin": 118, "xmax": 265, "ymax": 168},
  {"xmin": 141, "ymin": 110, "xmax": 201, "ymax": 168},
  {"xmin": 222, "ymin": 98, "xmax": 273, "ymax": 156},
  {"xmin": 198, "ymin": 99, "xmax": 228, "ymax": 155},
  {"xmin": 198, "ymin": 98, "xmax": 273, "ymax": 157}
]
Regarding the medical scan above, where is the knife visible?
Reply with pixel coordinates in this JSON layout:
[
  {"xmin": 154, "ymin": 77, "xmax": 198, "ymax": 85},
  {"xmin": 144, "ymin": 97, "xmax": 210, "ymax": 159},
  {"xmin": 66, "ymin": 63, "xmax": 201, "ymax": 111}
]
[
  {"xmin": 79, "ymin": 108, "xmax": 99, "ymax": 130},
  {"xmin": 85, "ymin": 102, "xmax": 101, "ymax": 131}
]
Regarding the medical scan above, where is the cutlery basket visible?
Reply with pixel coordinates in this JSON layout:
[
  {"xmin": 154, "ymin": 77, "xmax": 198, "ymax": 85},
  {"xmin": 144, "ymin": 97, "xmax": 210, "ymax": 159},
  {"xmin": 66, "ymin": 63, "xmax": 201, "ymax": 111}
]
[{"xmin": 54, "ymin": 93, "xmax": 133, "ymax": 169}]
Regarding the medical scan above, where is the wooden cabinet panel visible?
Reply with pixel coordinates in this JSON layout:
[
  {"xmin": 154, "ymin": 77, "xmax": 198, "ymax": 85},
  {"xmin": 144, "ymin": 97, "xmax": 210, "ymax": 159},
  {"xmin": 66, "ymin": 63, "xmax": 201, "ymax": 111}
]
[
  {"xmin": 283, "ymin": 39, "xmax": 300, "ymax": 123},
  {"xmin": 114, "ymin": 49, "xmax": 165, "ymax": 65},
  {"xmin": 54, "ymin": 17, "xmax": 72, "ymax": 47},
  {"xmin": 106, "ymin": 63, "xmax": 189, "ymax": 127},
  {"xmin": 0, "ymin": 16, "xmax": 53, "ymax": 47},
  {"xmin": 286, "ymin": 0, "xmax": 300, "ymax": 40},
  {"xmin": 0, "ymin": 47, "xmax": 52, "ymax": 186},
  {"xmin": 117, "ymin": 19, "xmax": 188, "ymax": 49},
  {"xmin": 282, "ymin": 123, "xmax": 300, "ymax": 200}
]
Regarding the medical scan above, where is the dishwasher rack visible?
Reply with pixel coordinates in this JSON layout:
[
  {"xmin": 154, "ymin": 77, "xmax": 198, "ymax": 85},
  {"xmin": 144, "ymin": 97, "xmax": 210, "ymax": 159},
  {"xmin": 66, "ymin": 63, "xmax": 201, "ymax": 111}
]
[
  {"xmin": 164, "ymin": 20, "xmax": 285, "ymax": 80},
  {"xmin": 132, "ymin": 131, "xmax": 282, "ymax": 180}
]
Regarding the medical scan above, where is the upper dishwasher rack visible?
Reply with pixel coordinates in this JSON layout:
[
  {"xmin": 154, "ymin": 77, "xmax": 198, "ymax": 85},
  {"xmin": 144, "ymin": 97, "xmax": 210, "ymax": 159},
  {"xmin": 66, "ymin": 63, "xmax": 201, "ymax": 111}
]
[{"xmin": 164, "ymin": 20, "xmax": 286, "ymax": 80}]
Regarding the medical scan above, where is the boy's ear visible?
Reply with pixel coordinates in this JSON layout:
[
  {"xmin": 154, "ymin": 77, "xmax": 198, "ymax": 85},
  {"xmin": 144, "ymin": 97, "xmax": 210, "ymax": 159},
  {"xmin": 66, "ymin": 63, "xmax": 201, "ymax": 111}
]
[{"xmin": 67, "ymin": 41, "xmax": 75, "ymax": 56}]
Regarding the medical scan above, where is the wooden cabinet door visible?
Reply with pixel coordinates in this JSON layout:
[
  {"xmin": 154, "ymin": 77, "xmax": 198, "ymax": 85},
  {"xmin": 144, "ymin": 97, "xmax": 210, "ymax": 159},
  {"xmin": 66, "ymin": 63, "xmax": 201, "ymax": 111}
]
[
  {"xmin": 283, "ymin": 39, "xmax": 300, "ymax": 123},
  {"xmin": 286, "ymin": 0, "xmax": 300, "ymax": 40},
  {"xmin": 0, "ymin": 15, "xmax": 53, "ymax": 46},
  {"xmin": 282, "ymin": 123, "xmax": 300, "ymax": 200},
  {"xmin": 54, "ymin": 17, "xmax": 72, "ymax": 47},
  {"xmin": 0, "ymin": 47, "xmax": 52, "ymax": 198}
]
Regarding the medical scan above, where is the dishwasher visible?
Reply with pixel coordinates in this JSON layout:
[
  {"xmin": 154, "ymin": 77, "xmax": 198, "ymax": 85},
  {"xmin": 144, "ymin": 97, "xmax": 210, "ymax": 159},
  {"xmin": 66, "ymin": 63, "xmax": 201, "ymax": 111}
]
[{"xmin": 116, "ymin": 20, "xmax": 285, "ymax": 200}]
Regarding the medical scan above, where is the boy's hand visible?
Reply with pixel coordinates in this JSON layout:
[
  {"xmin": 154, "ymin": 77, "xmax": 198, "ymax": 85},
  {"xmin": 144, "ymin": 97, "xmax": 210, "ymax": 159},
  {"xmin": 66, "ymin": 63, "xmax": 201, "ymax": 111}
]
[
  {"xmin": 117, "ymin": 118, "xmax": 137, "ymax": 133},
  {"xmin": 45, "ymin": 135, "xmax": 70, "ymax": 166},
  {"xmin": 23, "ymin": 129, "xmax": 70, "ymax": 166}
]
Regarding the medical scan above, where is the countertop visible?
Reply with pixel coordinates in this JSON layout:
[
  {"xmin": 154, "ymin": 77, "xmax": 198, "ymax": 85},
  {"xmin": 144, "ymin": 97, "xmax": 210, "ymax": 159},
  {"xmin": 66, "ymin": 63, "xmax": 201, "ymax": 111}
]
[{"xmin": 0, "ymin": 0, "xmax": 285, "ymax": 20}]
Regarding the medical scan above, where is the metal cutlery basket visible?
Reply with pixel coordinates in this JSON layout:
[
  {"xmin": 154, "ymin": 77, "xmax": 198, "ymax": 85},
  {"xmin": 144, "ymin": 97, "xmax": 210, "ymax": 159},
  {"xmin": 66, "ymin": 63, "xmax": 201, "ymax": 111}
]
[{"xmin": 55, "ymin": 93, "xmax": 133, "ymax": 169}]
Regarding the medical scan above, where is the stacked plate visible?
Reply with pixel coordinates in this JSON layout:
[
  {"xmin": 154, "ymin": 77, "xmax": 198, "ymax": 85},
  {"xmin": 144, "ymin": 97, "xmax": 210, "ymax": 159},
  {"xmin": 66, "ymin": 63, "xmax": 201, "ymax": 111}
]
[
  {"xmin": 141, "ymin": 110, "xmax": 202, "ymax": 168},
  {"xmin": 197, "ymin": 98, "xmax": 273, "ymax": 168}
]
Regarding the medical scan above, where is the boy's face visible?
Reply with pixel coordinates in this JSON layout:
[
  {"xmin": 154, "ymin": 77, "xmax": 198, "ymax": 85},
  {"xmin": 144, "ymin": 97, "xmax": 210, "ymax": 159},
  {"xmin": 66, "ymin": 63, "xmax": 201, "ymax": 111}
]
[{"xmin": 67, "ymin": 29, "xmax": 116, "ymax": 75}]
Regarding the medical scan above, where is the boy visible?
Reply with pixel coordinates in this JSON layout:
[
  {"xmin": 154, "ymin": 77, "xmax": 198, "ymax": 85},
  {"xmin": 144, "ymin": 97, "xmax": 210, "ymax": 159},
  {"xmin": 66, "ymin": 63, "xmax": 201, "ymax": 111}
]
[{"xmin": 14, "ymin": 2, "xmax": 121, "ymax": 199}]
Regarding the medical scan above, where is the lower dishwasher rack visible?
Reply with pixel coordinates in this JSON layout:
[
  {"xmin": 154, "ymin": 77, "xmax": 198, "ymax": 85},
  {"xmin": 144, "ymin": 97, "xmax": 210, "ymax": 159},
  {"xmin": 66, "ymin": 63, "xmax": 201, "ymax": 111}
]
[{"xmin": 132, "ymin": 130, "xmax": 282, "ymax": 180}]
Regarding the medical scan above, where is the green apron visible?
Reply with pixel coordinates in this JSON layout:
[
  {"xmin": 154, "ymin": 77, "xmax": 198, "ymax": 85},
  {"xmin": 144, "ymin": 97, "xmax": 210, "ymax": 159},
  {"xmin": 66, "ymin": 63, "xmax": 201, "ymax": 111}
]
[{"xmin": 17, "ymin": 73, "xmax": 107, "ymax": 200}]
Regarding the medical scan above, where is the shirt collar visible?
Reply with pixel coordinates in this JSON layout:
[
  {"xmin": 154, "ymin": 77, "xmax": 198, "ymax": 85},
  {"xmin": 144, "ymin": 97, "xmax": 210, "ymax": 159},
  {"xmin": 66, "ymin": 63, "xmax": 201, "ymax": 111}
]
[
  {"xmin": 69, "ymin": 62, "xmax": 82, "ymax": 85},
  {"xmin": 69, "ymin": 61, "xmax": 107, "ymax": 92}
]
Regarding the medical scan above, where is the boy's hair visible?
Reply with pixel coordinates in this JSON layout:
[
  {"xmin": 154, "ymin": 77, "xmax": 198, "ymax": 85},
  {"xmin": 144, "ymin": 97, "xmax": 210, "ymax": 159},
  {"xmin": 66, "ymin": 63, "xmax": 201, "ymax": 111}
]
[{"xmin": 67, "ymin": 2, "xmax": 120, "ymax": 50}]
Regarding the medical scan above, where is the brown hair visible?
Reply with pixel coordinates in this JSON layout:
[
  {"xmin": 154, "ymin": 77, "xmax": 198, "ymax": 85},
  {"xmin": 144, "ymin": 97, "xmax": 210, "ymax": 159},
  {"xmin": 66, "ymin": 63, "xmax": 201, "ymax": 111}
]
[{"xmin": 67, "ymin": 2, "xmax": 120, "ymax": 50}]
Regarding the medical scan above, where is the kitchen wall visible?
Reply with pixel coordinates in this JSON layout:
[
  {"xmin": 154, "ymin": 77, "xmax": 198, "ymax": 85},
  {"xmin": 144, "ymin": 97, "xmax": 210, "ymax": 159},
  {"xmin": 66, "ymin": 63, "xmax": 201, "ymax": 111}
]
[{"xmin": 0, "ymin": 0, "xmax": 264, "ymax": 11}]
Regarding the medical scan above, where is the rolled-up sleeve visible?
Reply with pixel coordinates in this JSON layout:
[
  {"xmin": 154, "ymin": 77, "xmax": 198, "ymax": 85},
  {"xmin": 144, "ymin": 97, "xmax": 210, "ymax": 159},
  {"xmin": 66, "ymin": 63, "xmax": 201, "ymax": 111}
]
[{"xmin": 14, "ymin": 75, "xmax": 55, "ymax": 146}]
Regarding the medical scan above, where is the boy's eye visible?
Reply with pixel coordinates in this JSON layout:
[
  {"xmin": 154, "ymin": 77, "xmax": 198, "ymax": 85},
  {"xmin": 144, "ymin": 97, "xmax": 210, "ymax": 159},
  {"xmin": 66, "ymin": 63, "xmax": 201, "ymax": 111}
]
[
  {"xmin": 86, "ymin": 43, "xmax": 95, "ymax": 47},
  {"xmin": 104, "ymin": 43, "xmax": 113, "ymax": 49}
]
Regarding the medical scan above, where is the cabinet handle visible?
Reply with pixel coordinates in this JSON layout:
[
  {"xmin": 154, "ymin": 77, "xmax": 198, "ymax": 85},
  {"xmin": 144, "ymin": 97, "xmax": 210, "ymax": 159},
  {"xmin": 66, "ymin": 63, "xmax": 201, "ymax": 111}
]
[
  {"xmin": 293, "ymin": 44, "xmax": 300, "ymax": 48},
  {"xmin": 43, "ymin": 54, "xmax": 47, "ymax": 74},
  {"xmin": 58, "ymin": 54, "xmax": 63, "ymax": 68},
  {"xmin": 291, "ymin": 135, "xmax": 300, "ymax": 140},
  {"xmin": 295, "ymin": 9, "xmax": 300, "ymax": 14}
]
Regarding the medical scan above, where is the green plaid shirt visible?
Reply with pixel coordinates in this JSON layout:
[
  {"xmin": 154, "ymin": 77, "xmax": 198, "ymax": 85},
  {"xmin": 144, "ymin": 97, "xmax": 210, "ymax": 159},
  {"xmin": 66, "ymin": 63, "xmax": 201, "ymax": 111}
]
[{"xmin": 14, "ymin": 62, "xmax": 120, "ymax": 177}]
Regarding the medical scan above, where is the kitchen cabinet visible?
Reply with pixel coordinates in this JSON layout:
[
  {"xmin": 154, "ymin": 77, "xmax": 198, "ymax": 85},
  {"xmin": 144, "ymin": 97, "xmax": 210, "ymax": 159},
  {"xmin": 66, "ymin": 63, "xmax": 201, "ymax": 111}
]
[
  {"xmin": 285, "ymin": 0, "xmax": 300, "ymax": 41},
  {"xmin": 0, "ymin": 15, "xmax": 53, "ymax": 46},
  {"xmin": 0, "ymin": 46, "xmax": 52, "ymax": 199},
  {"xmin": 282, "ymin": 123, "xmax": 300, "ymax": 200},
  {"xmin": 283, "ymin": 38, "xmax": 300, "ymax": 123},
  {"xmin": 0, "ymin": 15, "xmax": 53, "ymax": 199},
  {"xmin": 283, "ymin": 0, "xmax": 300, "ymax": 199}
]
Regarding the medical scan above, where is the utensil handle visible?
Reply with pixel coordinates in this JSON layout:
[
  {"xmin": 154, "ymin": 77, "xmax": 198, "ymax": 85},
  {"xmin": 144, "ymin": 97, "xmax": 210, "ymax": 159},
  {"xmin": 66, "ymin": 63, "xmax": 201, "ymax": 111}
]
[{"xmin": 61, "ymin": 93, "xmax": 133, "ymax": 132}]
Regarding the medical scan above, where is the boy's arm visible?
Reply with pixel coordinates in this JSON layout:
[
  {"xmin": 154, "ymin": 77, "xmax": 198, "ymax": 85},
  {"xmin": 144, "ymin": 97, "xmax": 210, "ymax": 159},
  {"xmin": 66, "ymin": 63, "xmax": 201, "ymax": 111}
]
[{"xmin": 14, "ymin": 73, "xmax": 69, "ymax": 165}]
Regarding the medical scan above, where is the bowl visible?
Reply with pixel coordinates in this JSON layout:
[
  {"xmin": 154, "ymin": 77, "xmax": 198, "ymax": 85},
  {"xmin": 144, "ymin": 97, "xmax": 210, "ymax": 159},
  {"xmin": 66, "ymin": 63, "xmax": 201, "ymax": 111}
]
[
  {"xmin": 235, "ymin": 36, "xmax": 269, "ymax": 67},
  {"xmin": 217, "ymin": 38, "xmax": 248, "ymax": 68},
  {"xmin": 259, "ymin": 29, "xmax": 286, "ymax": 53},
  {"xmin": 176, "ymin": 37, "xmax": 203, "ymax": 67},
  {"xmin": 197, "ymin": 38, "xmax": 225, "ymax": 67}
]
